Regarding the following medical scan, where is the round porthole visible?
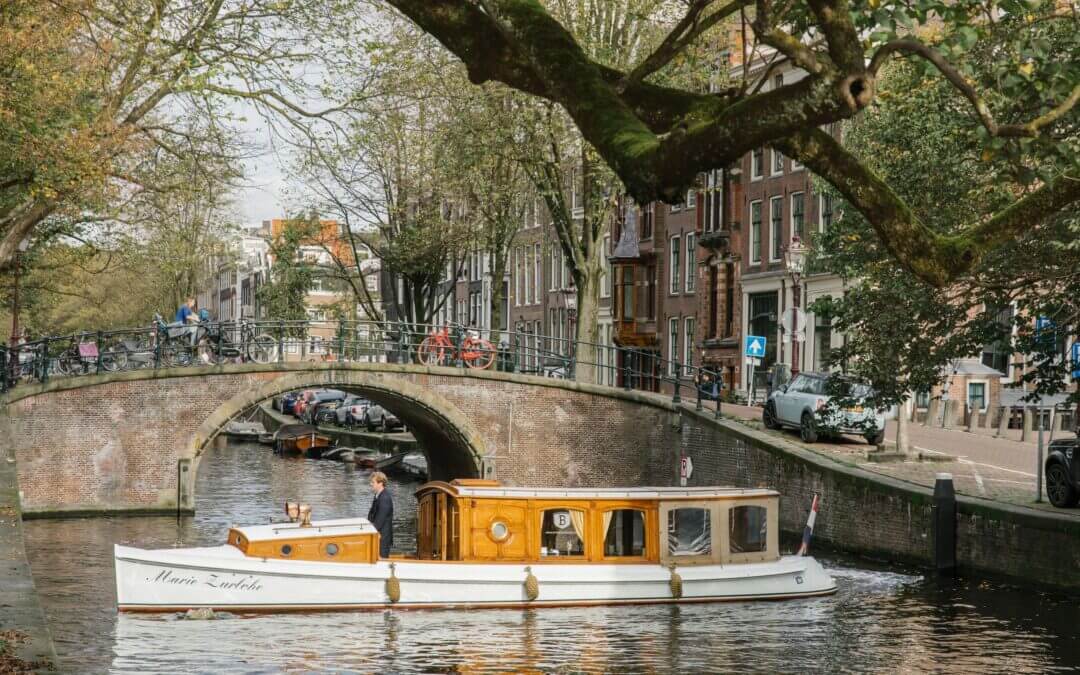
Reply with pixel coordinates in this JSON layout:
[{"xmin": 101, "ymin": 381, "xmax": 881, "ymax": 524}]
[
  {"xmin": 325, "ymin": 543, "xmax": 340, "ymax": 557},
  {"xmin": 280, "ymin": 544, "xmax": 293, "ymax": 556},
  {"xmin": 490, "ymin": 520, "xmax": 509, "ymax": 542}
]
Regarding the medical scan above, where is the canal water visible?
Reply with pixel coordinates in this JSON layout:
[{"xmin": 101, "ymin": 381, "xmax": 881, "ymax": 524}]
[{"xmin": 22, "ymin": 441, "xmax": 1080, "ymax": 674}]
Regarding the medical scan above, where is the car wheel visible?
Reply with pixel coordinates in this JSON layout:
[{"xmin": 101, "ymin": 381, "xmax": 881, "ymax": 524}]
[
  {"xmin": 866, "ymin": 430, "xmax": 885, "ymax": 446},
  {"xmin": 1046, "ymin": 463, "xmax": 1079, "ymax": 508},
  {"xmin": 800, "ymin": 412, "xmax": 819, "ymax": 444},
  {"xmin": 763, "ymin": 402, "xmax": 779, "ymax": 430}
]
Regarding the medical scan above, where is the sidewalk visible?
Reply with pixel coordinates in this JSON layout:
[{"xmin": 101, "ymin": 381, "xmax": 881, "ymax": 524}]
[{"xmin": 702, "ymin": 400, "xmax": 1076, "ymax": 516}]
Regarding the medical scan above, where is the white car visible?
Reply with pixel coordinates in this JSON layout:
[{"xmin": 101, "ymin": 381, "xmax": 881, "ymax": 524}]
[{"xmin": 763, "ymin": 372, "xmax": 886, "ymax": 445}]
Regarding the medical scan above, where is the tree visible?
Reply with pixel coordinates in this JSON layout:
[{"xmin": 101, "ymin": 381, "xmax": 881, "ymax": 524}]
[
  {"xmin": 0, "ymin": 0, "xmax": 368, "ymax": 267},
  {"xmin": 813, "ymin": 25, "xmax": 1080, "ymax": 447},
  {"xmin": 257, "ymin": 218, "xmax": 316, "ymax": 331},
  {"xmin": 381, "ymin": 0, "xmax": 1079, "ymax": 287}
]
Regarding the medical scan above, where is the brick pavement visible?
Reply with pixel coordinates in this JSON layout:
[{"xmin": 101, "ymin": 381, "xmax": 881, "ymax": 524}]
[{"xmin": 703, "ymin": 400, "xmax": 1078, "ymax": 516}]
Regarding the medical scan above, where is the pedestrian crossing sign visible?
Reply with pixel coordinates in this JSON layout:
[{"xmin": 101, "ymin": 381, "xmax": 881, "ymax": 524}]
[{"xmin": 745, "ymin": 335, "xmax": 766, "ymax": 358}]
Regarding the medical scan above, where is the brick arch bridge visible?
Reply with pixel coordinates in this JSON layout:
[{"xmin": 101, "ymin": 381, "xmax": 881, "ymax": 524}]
[{"xmin": 0, "ymin": 363, "xmax": 684, "ymax": 516}]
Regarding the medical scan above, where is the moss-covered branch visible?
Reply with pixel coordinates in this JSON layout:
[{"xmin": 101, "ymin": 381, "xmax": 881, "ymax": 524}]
[{"xmin": 778, "ymin": 129, "xmax": 1080, "ymax": 286}]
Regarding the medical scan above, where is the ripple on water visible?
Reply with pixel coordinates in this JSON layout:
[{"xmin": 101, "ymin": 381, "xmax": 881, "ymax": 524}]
[{"xmin": 21, "ymin": 441, "xmax": 1080, "ymax": 674}]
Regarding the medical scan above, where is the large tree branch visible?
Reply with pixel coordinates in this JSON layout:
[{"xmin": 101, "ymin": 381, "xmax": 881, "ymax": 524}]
[
  {"xmin": 870, "ymin": 38, "xmax": 1080, "ymax": 138},
  {"xmin": 778, "ymin": 129, "xmax": 1080, "ymax": 286},
  {"xmin": 621, "ymin": 0, "xmax": 752, "ymax": 90}
]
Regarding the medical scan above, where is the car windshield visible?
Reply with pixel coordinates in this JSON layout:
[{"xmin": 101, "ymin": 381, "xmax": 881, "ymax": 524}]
[{"xmin": 832, "ymin": 379, "xmax": 874, "ymax": 400}]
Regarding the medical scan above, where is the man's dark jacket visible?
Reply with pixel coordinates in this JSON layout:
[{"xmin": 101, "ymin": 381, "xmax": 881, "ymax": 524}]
[{"xmin": 367, "ymin": 489, "xmax": 394, "ymax": 557}]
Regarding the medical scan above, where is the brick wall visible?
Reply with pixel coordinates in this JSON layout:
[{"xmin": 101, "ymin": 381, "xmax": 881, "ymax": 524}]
[
  {"xmin": 677, "ymin": 408, "xmax": 1080, "ymax": 589},
  {"xmin": 3, "ymin": 365, "xmax": 680, "ymax": 515}
]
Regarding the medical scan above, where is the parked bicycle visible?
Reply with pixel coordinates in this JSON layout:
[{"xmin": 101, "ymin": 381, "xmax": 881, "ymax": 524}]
[
  {"xmin": 193, "ymin": 319, "xmax": 278, "ymax": 365},
  {"xmin": 417, "ymin": 325, "xmax": 495, "ymax": 369}
]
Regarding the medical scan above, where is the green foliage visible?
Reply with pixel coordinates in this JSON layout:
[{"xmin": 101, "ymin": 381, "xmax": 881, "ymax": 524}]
[
  {"xmin": 257, "ymin": 218, "xmax": 317, "ymax": 333},
  {"xmin": 815, "ymin": 22, "xmax": 1080, "ymax": 407}
]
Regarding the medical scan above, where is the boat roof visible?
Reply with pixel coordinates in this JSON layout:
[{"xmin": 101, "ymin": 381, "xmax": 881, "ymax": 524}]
[
  {"xmin": 231, "ymin": 517, "xmax": 375, "ymax": 541},
  {"xmin": 275, "ymin": 423, "xmax": 319, "ymax": 438},
  {"xmin": 418, "ymin": 480, "xmax": 778, "ymax": 501}
]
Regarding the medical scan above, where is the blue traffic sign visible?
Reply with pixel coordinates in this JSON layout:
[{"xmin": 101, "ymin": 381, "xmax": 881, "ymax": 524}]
[
  {"xmin": 745, "ymin": 335, "xmax": 767, "ymax": 358},
  {"xmin": 1072, "ymin": 342, "xmax": 1080, "ymax": 379}
]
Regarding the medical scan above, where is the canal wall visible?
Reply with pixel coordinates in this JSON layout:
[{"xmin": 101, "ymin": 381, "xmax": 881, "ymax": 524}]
[
  {"xmin": 676, "ymin": 407, "xmax": 1080, "ymax": 590},
  {"xmin": 0, "ymin": 426, "xmax": 58, "ymax": 671},
  {"xmin": 255, "ymin": 404, "xmax": 420, "ymax": 455}
]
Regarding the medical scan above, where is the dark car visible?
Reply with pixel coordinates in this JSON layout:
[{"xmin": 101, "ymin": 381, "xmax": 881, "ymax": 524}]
[
  {"xmin": 1045, "ymin": 436, "xmax": 1079, "ymax": 508},
  {"xmin": 280, "ymin": 391, "xmax": 301, "ymax": 415},
  {"xmin": 303, "ymin": 389, "xmax": 347, "ymax": 424}
]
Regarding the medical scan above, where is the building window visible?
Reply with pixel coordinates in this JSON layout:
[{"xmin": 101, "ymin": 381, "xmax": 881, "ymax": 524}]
[
  {"xmin": 668, "ymin": 507, "xmax": 712, "ymax": 556},
  {"xmin": 750, "ymin": 201, "xmax": 762, "ymax": 264},
  {"xmin": 772, "ymin": 147, "xmax": 784, "ymax": 176},
  {"xmin": 724, "ymin": 263, "xmax": 735, "ymax": 338},
  {"xmin": 524, "ymin": 246, "xmax": 532, "ymax": 306},
  {"xmin": 820, "ymin": 194, "xmax": 834, "ymax": 231},
  {"xmin": 540, "ymin": 509, "xmax": 585, "ymax": 557},
  {"xmin": 669, "ymin": 235, "xmax": 681, "ymax": 294},
  {"xmin": 570, "ymin": 168, "xmax": 580, "ymax": 212},
  {"xmin": 703, "ymin": 170, "xmax": 721, "ymax": 232},
  {"xmin": 668, "ymin": 317, "xmax": 679, "ymax": 375},
  {"xmin": 641, "ymin": 204, "xmax": 653, "ymax": 240},
  {"xmin": 814, "ymin": 308, "xmax": 833, "ymax": 371},
  {"xmin": 646, "ymin": 265, "xmax": 657, "ymax": 320},
  {"xmin": 769, "ymin": 196, "xmax": 783, "ymax": 262},
  {"xmin": 550, "ymin": 248, "xmax": 559, "ymax": 291},
  {"xmin": 686, "ymin": 188, "xmax": 696, "ymax": 209},
  {"xmin": 601, "ymin": 235, "xmax": 611, "ymax": 298},
  {"xmin": 618, "ymin": 266, "xmax": 635, "ymax": 321},
  {"xmin": 791, "ymin": 192, "xmax": 806, "ymax": 241},
  {"xmin": 751, "ymin": 148, "xmax": 764, "ymax": 180},
  {"xmin": 686, "ymin": 233, "xmax": 695, "ymax": 291},
  {"xmin": 968, "ymin": 382, "xmax": 987, "ymax": 412},
  {"xmin": 533, "ymin": 243, "xmax": 541, "ymax": 304},
  {"xmin": 684, "ymin": 316, "xmax": 695, "ymax": 375},
  {"xmin": 514, "ymin": 248, "xmax": 521, "ymax": 307},
  {"xmin": 603, "ymin": 509, "xmax": 646, "ymax": 557},
  {"xmin": 916, "ymin": 390, "xmax": 931, "ymax": 410}
]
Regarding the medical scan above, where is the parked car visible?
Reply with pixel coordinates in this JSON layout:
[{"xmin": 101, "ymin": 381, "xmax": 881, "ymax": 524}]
[
  {"xmin": 334, "ymin": 396, "xmax": 371, "ymax": 427},
  {"xmin": 292, "ymin": 389, "xmax": 319, "ymax": 419},
  {"xmin": 364, "ymin": 404, "xmax": 403, "ymax": 432},
  {"xmin": 1045, "ymin": 436, "xmax": 1079, "ymax": 508},
  {"xmin": 762, "ymin": 372, "xmax": 886, "ymax": 445},
  {"xmin": 304, "ymin": 390, "xmax": 347, "ymax": 424},
  {"xmin": 280, "ymin": 391, "xmax": 301, "ymax": 415}
]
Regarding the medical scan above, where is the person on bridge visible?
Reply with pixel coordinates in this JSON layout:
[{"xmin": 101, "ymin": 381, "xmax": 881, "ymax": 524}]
[
  {"xmin": 367, "ymin": 471, "xmax": 394, "ymax": 558},
  {"xmin": 175, "ymin": 297, "xmax": 201, "ymax": 346}
]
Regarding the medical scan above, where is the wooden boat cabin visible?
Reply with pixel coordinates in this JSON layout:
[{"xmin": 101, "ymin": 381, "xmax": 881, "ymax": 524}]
[{"xmin": 414, "ymin": 480, "xmax": 780, "ymax": 566}]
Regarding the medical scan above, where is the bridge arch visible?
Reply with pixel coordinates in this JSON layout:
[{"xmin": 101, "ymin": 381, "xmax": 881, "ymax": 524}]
[{"xmin": 188, "ymin": 369, "xmax": 487, "ymax": 491}]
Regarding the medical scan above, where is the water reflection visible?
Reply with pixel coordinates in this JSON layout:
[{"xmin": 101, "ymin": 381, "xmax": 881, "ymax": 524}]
[{"xmin": 22, "ymin": 442, "xmax": 1080, "ymax": 673}]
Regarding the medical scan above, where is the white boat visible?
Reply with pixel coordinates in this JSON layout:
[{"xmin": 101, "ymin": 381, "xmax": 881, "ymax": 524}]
[{"xmin": 115, "ymin": 481, "xmax": 836, "ymax": 612}]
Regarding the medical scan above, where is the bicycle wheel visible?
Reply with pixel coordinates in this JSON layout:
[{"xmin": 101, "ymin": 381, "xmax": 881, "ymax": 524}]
[
  {"xmin": 162, "ymin": 340, "xmax": 192, "ymax": 368},
  {"xmin": 101, "ymin": 342, "xmax": 130, "ymax": 372},
  {"xmin": 466, "ymin": 339, "xmax": 496, "ymax": 370},
  {"xmin": 195, "ymin": 338, "xmax": 220, "ymax": 366},
  {"xmin": 416, "ymin": 336, "xmax": 445, "ymax": 366},
  {"xmin": 246, "ymin": 334, "xmax": 278, "ymax": 364}
]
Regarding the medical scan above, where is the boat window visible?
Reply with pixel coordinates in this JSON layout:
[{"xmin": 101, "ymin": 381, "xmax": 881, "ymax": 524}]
[
  {"xmin": 540, "ymin": 509, "xmax": 585, "ymax": 557},
  {"xmin": 668, "ymin": 508, "xmax": 712, "ymax": 556},
  {"xmin": 729, "ymin": 505, "xmax": 768, "ymax": 553},
  {"xmin": 603, "ymin": 509, "xmax": 645, "ymax": 557}
]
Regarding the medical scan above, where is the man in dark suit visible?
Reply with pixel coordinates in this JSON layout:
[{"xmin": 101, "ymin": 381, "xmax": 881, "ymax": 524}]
[{"xmin": 367, "ymin": 471, "xmax": 394, "ymax": 558}]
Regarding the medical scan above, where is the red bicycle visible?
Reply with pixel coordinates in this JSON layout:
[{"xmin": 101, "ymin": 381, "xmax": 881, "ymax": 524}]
[{"xmin": 417, "ymin": 326, "xmax": 495, "ymax": 369}]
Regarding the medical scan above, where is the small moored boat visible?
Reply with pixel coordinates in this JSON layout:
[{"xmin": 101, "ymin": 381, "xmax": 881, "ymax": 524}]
[
  {"xmin": 114, "ymin": 480, "xmax": 836, "ymax": 612},
  {"xmin": 273, "ymin": 424, "xmax": 332, "ymax": 457}
]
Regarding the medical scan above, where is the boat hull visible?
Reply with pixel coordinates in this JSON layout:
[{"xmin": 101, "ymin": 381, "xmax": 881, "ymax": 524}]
[{"xmin": 114, "ymin": 545, "xmax": 836, "ymax": 612}]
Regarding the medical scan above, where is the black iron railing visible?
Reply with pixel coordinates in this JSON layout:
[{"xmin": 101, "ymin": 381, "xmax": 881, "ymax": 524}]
[{"xmin": 0, "ymin": 319, "xmax": 726, "ymax": 415}]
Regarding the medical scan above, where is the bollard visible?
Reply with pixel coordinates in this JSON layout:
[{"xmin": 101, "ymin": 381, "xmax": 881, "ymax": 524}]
[
  {"xmin": 924, "ymin": 399, "xmax": 938, "ymax": 427},
  {"xmin": 1021, "ymin": 407, "xmax": 1033, "ymax": 442},
  {"xmin": 994, "ymin": 406, "xmax": 1008, "ymax": 438},
  {"xmin": 932, "ymin": 473, "xmax": 957, "ymax": 574}
]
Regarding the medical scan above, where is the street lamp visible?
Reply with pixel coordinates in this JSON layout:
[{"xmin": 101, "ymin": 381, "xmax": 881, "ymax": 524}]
[
  {"xmin": 784, "ymin": 235, "xmax": 808, "ymax": 377},
  {"xmin": 9, "ymin": 237, "xmax": 30, "ymax": 349}
]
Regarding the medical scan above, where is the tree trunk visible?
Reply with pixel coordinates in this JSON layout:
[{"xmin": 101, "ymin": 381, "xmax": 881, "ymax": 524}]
[
  {"xmin": 488, "ymin": 250, "xmax": 507, "ymax": 344},
  {"xmin": 573, "ymin": 266, "xmax": 603, "ymax": 385},
  {"xmin": 896, "ymin": 403, "xmax": 911, "ymax": 454}
]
